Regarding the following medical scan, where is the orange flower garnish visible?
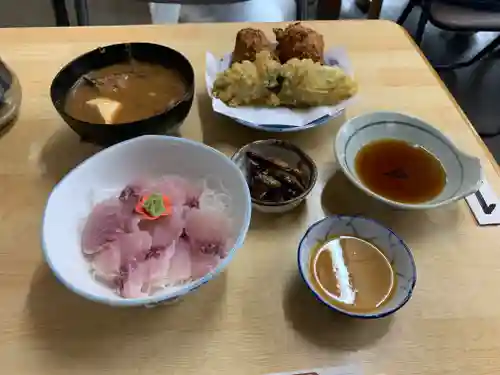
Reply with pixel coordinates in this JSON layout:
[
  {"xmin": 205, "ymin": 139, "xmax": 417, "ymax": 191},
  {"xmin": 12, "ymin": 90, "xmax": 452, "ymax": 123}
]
[{"xmin": 135, "ymin": 193, "xmax": 172, "ymax": 220}]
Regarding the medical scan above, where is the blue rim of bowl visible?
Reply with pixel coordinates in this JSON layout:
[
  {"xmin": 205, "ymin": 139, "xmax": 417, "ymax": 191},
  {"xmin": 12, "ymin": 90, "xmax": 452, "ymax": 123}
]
[
  {"xmin": 297, "ymin": 215, "xmax": 417, "ymax": 319},
  {"xmin": 232, "ymin": 112, "xmax": 339, "ymax": 132},
  {"xmin": 334, "ymin": 111, "xmax": 483, "ymax": 209},
  {"xmin": 40, "ymin": 135, "xmax": 252, "ymax": 307}
]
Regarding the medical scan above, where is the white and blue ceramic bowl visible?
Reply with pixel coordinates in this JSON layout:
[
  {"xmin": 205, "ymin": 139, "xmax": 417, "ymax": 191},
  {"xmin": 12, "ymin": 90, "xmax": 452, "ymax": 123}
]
[
  {"xmin": 335, "ymin": 111, "xmax": 483, "ymax": 209},
  {"xmin": 42, "ymin": 135, "xmax": 252, "ymax": 307},
  {"xmin": 232, "ymin": 113, "xmax": 336, "ymax": 133},
  {"xmin": 298, "ymin": 215, "xmax": 417, "ymax": 318}
]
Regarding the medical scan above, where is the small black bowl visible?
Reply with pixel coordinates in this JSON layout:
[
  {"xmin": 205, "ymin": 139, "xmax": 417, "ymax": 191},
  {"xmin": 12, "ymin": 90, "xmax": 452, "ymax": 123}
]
[{"xmin": 50, "ymin": 42, "xmax": 195, "ymax": 146}]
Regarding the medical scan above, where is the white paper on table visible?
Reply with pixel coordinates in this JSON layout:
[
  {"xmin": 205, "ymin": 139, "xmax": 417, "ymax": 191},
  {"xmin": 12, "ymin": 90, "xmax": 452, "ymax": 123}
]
[
  {"xmin": 465, "ymin": 178, "xmax": 500, "ymax": 226},
  {"xmin": 266, "ymin": 365, "xmax": 363, "ymax": 375},
  {"xmin": 205, "ymin": 47, "xmax": 358, "ymax": 127}
]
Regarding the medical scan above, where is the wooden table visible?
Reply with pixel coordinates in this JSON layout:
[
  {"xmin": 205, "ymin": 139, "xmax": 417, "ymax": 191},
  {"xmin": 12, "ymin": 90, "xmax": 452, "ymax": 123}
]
[{"xmin": 1, "ymin": 21, "xmax": 499, "ymax": 375}]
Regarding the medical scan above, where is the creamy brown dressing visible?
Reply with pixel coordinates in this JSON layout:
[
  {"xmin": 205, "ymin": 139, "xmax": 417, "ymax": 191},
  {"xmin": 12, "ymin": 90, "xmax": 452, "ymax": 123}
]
[
  {"xmin": 309, "ymin": 236, "xmax": 395, "ymax": 313},
  {"xmin": 64, "ymin": 60, "xmax": 186, "ymax": 125}
]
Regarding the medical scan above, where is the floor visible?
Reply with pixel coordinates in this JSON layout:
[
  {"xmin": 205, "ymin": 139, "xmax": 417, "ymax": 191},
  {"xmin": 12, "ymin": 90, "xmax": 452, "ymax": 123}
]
[{"xmin": 1, "ymin": 0, "xmax": 499, "ymax": 162}]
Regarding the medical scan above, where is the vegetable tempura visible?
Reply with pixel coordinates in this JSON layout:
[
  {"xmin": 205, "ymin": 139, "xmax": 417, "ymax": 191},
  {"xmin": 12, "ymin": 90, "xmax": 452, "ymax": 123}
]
[
  {"xmin": 278, "ymin": 58, "xmax": 358, "ymax": 107},
  {"xmin": 212, "ymin": 51, "xmax": 282, "ymax": 107}
]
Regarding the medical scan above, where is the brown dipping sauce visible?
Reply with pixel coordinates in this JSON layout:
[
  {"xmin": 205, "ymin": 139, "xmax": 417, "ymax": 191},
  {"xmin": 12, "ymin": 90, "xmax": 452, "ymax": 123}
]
[
  {"xmin": 309, "ymin": 236, "xmax": 394, "ymax": 313},
  {"xmin": 64, "ymin": 60, "xmax": 186, "ymax": 125},
  {"xmin": 355, "ymin": 139, "xmax": 446, "ymax": 204}
]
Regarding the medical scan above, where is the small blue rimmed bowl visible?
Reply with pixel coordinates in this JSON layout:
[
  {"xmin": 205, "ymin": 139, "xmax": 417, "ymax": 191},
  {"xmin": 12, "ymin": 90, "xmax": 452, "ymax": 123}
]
[
  {"xmin": 232, "ymin": 139, "xmax": 318, "ymax": 213},
  {"xmin": 298, "ymin": 215, "xmax": 417, "ymax": 319},
  {"xmin": 335, "ymin": 111, "xmax": 483, "ymax": 209}
]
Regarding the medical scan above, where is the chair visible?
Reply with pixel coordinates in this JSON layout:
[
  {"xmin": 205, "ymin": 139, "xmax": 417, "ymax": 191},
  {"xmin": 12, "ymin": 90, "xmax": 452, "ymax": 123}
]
[
  {"xmin": 53, "ymin": 0, "xmax": 308, "ymax": 26},
  {"xmin": 315, "ymin": 0, "xmax": 384, "ymax": 20},
  {"xmin": 51, "ymin": 0, "xmax": 89, "ymax": 26},
  {"xmin": 397, "ymin": 0, "xmax": 500, "ymax": 70},
  {"xmin": 51, "ymin": 0, "xmax": 70, "ymax": 26},
  {"xmin": 74, "ymin": 0, "xmax": 90, "ymax": 25}
]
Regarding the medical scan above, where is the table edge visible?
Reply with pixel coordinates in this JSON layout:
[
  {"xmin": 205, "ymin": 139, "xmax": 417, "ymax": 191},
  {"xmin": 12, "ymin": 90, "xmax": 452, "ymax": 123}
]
[{"xmin": 3, "ymin": 21, "xmax": 496, "ymax": 175}]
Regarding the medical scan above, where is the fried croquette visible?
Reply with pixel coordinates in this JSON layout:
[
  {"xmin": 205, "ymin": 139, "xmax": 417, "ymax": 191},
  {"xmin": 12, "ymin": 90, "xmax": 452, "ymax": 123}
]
[
  {"xmin": 273, "ymin": 22, "xmax": 325, "ymax": 64},
  {"xmin": 231, "ymin": 28, "xmax": 275, "ymax": 65}
]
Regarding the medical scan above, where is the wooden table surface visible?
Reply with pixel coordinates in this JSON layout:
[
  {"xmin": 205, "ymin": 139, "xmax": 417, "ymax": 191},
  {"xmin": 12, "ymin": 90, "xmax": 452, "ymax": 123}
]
[{"xmin": 1, "ymin": 21, "xmax": 499, "ymax": 375}]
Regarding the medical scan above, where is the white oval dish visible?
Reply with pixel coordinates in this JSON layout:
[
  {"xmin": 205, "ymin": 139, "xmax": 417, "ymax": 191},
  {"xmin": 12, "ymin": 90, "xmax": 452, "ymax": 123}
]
[
  {"xmin": 298, "ymin": 215, "xmax": 417, "ymax": 319},
  {"xmin": 232, "ymin": 139, "xmax": 318, "ymax": 214},
  {"xmin": 335, "ymin": 111, "xmax": 483, "ymax": 209},
  {"xmin": 41, "ymin": 135, "xmax": 252, "ymax": 307}
]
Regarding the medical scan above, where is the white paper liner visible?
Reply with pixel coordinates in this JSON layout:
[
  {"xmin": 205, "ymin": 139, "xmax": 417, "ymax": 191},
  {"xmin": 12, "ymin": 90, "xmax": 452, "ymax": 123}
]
[{"xmin": 205, "ymin": 47, "xmax": 358, "ymax": 127}]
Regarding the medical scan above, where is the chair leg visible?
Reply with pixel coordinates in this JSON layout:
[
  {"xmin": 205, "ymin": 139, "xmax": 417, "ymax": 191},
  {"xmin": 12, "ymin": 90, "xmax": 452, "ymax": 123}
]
[
  {"xmin": 368, "ymin": 0, "xmax": 383, "ymax": 19},
  {"xmin": 296, "ymin": 0, "xmax": 307, "ymax": 20},
  {"xmin": 51, "ymin": 0, "xmax": 70, "ymax": 26},
  {"xmin": 435, "ymin": 35, "xmax": 500, "ymax": 70},
  {"xmin": 316, "ymin": 0, "xmax": 341, "ymax": 20},
  {"xmin": 414, "ymin": 9, "xmax": 428, "ymax": 45},
  {"xmin": 397, "ymin": 1, "xmax": 414, "ymax": 25},
  {"xmin": 74, "ymin": 0, "xmax": 90, "ymax": 26}
]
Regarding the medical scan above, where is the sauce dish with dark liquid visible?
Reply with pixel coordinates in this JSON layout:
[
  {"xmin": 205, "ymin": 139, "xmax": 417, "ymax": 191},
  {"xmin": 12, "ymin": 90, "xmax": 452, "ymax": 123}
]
[
  {"xmin": 355, "ymin": 139, "xmax": 446, "ymax": 204},
  {"xmin": 335, "ymin": 112, "xmax": 483, "ymax": 209}
]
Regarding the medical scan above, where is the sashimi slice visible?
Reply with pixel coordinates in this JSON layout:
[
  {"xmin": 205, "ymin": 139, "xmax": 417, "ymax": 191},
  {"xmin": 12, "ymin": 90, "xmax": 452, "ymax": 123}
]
[
  {"xmin": 82, "ymin": 198, "xmax": 133, "ymax": 254},
  {"xmin": 185, "ymin": 208, "xmax": 232, "ymax": 258},
  {"xmin": 139, "ymin": 206, "xmax": 186, "ymax": 249},
  {"xmin": 190, "ymin": 249, "xmax": 220, "ymax": 280},
  {"xmin": 118, "ymin": 231, "xmax": 153, "ymax": 266},
  {"xmin": 91, "ymin": 245, "xmax": 121, "ymax": 282},
  {"xmin": 148, "ymin": 175, "xmax": 202, "ymax": 207},
  {"xmin": 144, "ymin": 242, "xmax": 177, "ymax": 291},
  {"xmin": 90, "ymin": 231, "xmax": 152, "ymax": 281},
  {"xmin": 120, "ymin": 263, "xmax": 148, "ymax": 298},
  {"xmin": 119, "ymin": 183, "xmax": 143, "ymax": 214},
  {"xmin": 167, "ymin": 239, "xmax": 192, "ymax": 283}
]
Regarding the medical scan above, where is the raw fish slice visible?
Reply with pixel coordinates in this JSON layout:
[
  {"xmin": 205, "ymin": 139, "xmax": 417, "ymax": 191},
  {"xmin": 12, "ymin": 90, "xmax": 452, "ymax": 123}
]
[
  {"xmin": 91, "ymin": 245, "xmax": 121, "ymax": 282},
  {"xmin": 82, "ymin": 198, "xmax": 136, "ymax": 254},
  {"xmin": 118, "ymin": 231, "xmax": 153, "ymax": 266},
  {"xmin": 120, "ymin": 263, "xmax": 148, "ymax": 298},
  {"xmin": 119, "ymin": 180, "xmax": 157, "ymax": 224},
  {"xmin": 149, "ymin": 175, "xmax": 202, "ymax": 207},
  {"xmin": 190, "ymin": 248, "xmax": 220, "ymax": 280},
  {"xmin": 91, "ymin": 231, "xmax": 152, "ymax": 281},
  {"xmin": 144, "ymin": 242, "xmax": 177, "ymax": 291},
  {"xmin": 185, "ymin": 208, "xmax": 232, "ymax": 258},
  {"xmin": 139, "ymin": 206, "xmax": 186, "ymax": 249},
  {"xmin": 167, "ymin": 239, "xmax": 192, "ymax": 283},
  {"xmin": 124, "ymin": 216, "xmax": 141, "ymax": 233},
  {"xmin": 119, "ymin": 183, "xmax": 143, "ymax": 213}
]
